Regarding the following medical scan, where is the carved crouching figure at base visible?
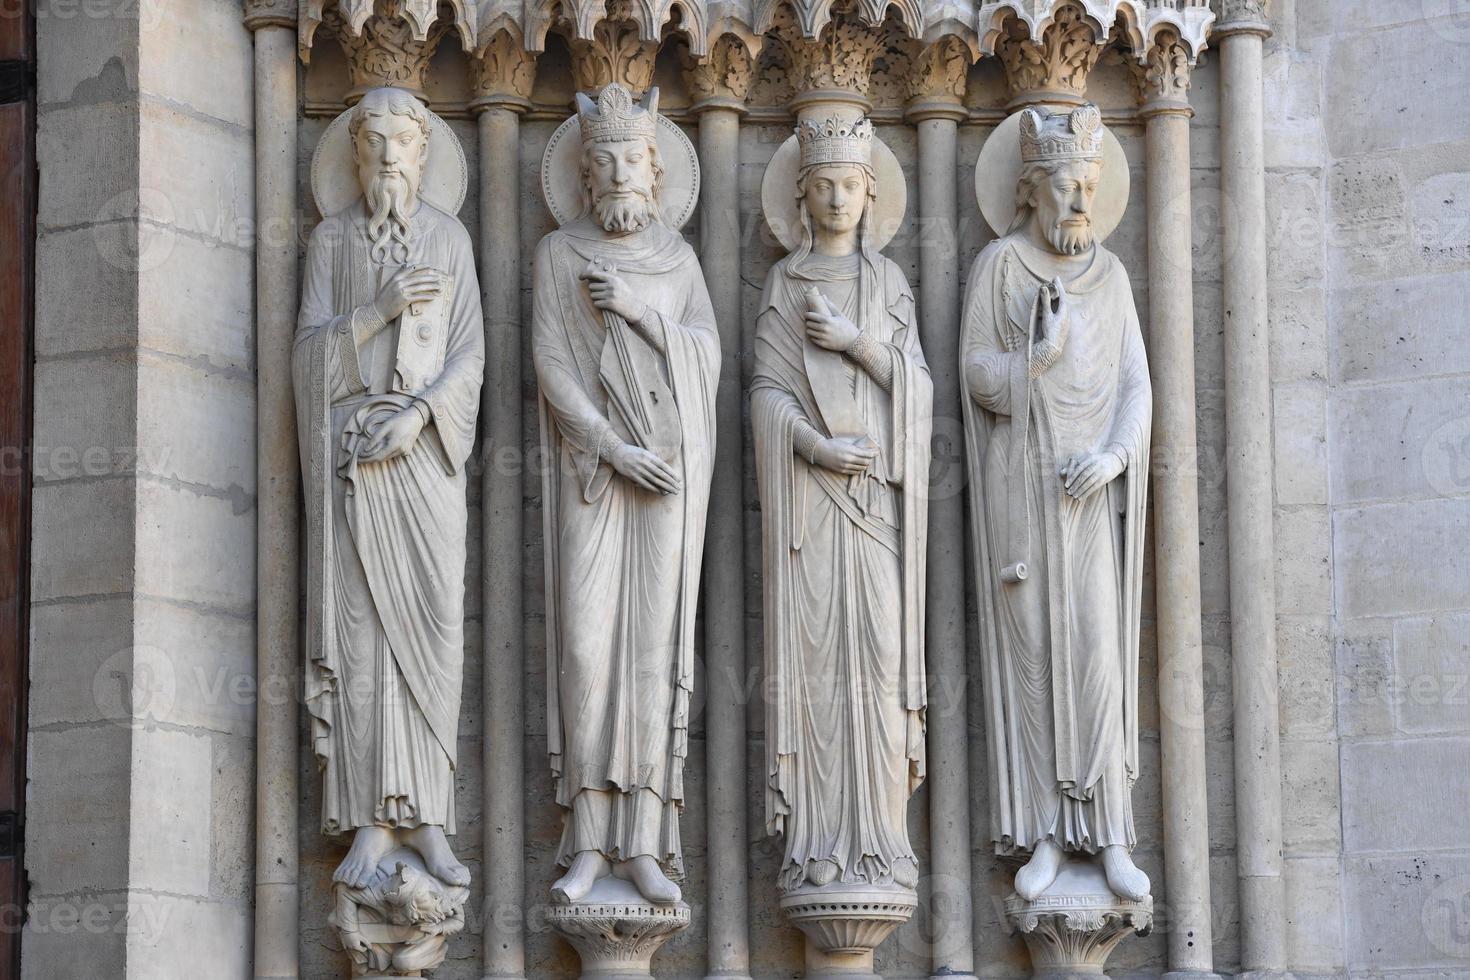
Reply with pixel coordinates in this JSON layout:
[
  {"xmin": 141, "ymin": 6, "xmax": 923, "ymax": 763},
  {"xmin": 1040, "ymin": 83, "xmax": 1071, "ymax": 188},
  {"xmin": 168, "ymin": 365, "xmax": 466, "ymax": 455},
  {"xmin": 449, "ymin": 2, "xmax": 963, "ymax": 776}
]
[
  {"xmin": 295, "ymin": 86, "xmax": 482, "ymax": 976},
  {"xmin": 962, "ymin": 103, "xmax": 1153, "ymax": 907}
]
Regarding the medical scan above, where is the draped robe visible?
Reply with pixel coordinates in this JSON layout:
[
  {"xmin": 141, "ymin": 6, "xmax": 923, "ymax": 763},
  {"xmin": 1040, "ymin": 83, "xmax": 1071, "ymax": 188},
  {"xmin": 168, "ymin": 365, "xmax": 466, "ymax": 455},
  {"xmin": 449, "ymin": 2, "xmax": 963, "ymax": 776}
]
[
  {"xmin": 533, "ymin": 218, "xmax": 719, "ymax": 878},
  {"xmin": 960, "ymin": 235, "xmax": 1151, "ymax": 855},
  {"xmin": 753, "ymin": 249, "xmax": 931, "ymax": 893},
  {"xmin": 294, "ymin": 199, "xmax": 484, "ymax": 835}
]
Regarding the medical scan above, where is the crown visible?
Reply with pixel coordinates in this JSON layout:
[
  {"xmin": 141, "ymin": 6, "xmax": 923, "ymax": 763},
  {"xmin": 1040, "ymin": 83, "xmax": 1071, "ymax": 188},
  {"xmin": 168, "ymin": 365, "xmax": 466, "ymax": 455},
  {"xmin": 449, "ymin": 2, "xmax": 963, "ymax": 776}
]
[
  {"xmin": 1019, "ymin": 104, "xmax": 1103, "ymax": 164},
  {"xmin": 575, "ymin": 84, "xmax": 659, "ymax": 145},
  {"xmin": 796, "ymin": 114, "xmax": 874, "ymax": 170}
]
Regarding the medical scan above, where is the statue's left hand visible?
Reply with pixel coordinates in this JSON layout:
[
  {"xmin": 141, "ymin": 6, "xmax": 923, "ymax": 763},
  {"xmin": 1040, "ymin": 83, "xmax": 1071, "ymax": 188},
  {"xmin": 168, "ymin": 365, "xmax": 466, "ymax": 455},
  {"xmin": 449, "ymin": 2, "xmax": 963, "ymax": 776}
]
[
  {"xmin": 582, "ymin": 267, "xmax": 648, "ymax": 323},
  {"xmin": 805, "ymin": 305, "xmax": 862, "ymax": 352},
  {"xmin": 1060, "ymin": 449, "xmax": 1124, "ymax": 499},
  {"xmin": 358, "ymin": 407, "xmax": 425, "ymax": 463}
]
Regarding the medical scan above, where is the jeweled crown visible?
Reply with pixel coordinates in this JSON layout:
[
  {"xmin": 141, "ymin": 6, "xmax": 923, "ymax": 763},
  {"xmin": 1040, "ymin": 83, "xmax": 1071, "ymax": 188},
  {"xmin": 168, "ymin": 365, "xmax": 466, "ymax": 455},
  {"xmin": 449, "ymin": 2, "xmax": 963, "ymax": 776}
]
[
  {"xmin": 796, "ymin": 114, "xmax": 874, "ymax": 170},
  {"xmin": 575, "ymin": 84, "xmax": 659, "ymax": 145},
  {"xmin": 1019, "ymin": 103, "xmax": 1103, "ymax": 164}
]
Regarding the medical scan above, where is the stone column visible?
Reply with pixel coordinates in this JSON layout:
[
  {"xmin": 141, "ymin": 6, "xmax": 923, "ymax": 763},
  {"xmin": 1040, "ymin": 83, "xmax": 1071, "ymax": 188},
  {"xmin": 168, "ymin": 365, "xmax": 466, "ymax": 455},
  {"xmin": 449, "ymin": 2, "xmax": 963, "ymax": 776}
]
[
  {"xmin": 903, "ymin": 35, "xmax": 976, "ymax": 980},
  {"xmin": 471, "ymin": 30, "xmax": 537, "ymax": 980},
  {"xmin": 1215, "ymin": 1, "xmax": 1286, "ymax": 973},
  {"xmin": 1134, "ymin": 31, "xmax": 1223, "ymax": 980},
  {"xmin": 246, "ymin": 1, "xmax": 300, "ymax": 975},
  {"xmin": 684, "ymin": 35, "xmax": 755, "ymax": 980}
]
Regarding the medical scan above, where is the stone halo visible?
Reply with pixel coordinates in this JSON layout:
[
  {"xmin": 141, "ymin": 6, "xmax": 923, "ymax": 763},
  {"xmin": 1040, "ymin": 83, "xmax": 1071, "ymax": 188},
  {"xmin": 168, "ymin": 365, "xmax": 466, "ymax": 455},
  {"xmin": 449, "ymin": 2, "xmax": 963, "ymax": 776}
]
[
  {"xmin": 760, "ymin": 131, "xmax": 907, "ymax": 253},
  {"xmin": 310, "ymin": 96, "xmax": 469, "ymax": 219},
  {"xmin": 975, "ymin": 108, "xmax": 1130, "ymax": 242},
  {"xmin": 540, "ymin": 112, "xmax": 701, "ymax": 231}
]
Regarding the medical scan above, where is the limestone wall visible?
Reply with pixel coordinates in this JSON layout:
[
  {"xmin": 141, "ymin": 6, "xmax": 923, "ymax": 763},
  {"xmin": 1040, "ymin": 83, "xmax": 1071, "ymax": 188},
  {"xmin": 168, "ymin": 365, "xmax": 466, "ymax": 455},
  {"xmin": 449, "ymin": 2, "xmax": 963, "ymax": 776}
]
[{"xmin": 24, "ymin": 0, "xmax": 258, "ymax": 975}]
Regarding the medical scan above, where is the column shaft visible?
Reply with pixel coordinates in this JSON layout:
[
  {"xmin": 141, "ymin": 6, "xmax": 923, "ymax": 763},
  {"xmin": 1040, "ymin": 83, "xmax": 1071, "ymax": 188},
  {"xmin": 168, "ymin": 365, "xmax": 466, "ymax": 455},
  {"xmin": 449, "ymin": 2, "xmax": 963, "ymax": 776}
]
[
  {"xmin": 696, "ymin": 103, "xmax": 752, "ymax": 980},
  {"xmin": 1142, "ymin": 105, "xmax": 1216, "ymax": 976},
  {"xmin": 478, "ymin": 104, "xmax": 527, "ymax": 980},
  {"xmin": 1219, "ymin": 26, "xmax": 1286, "ymax": 973},
  {"xmin": 252, "ymin": 22, "xmax": 300, "ymax": 980},
  {"xmin": 913, "ymin": 111, "xmax": 975, "ymax": 979}
]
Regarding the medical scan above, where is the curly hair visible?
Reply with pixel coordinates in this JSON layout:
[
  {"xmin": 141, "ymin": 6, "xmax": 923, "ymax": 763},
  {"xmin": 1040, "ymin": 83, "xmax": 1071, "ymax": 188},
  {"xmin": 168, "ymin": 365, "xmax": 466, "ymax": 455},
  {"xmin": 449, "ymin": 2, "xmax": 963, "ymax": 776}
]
[{"xmin": 349, "ymin": 88, "xmax": 432, "ymax": 154}]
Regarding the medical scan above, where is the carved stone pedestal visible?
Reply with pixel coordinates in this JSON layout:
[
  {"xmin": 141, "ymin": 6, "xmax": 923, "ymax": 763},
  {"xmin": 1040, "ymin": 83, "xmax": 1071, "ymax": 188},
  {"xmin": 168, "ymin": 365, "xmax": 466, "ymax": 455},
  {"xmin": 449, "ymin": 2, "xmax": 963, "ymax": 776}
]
[
  {"xmin": 545, "ymin": 877, "xmax": 691, "ymax": 979},
  {"xmin": 329, "ymin": 847, "xmax": 470, "ymax": 979},
  {"xmin": 1004, "ymin": 859, "xmax": 1152, "ymax": 980},
  {"xmin": 779, "ymin": 884, "xmax": 918, "ymax": 979}
]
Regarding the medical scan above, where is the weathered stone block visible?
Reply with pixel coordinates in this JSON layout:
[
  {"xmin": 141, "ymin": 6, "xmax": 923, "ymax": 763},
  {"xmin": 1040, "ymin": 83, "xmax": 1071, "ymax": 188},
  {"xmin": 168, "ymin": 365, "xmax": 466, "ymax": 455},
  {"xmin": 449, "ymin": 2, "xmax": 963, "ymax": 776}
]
[
  {"xmin": 1273, "ymin": 505, "xmax": 1331, "ymax": 616},
  {"xmin": 1331, "ymin": 271, "xmax": 1470, "ymax": 384},
  {"xmin": 1342, "ymin": 851, "xmax": 1470, "ymax": 971},
  {"xmin": 1332, "ymin": 374, "xmax": 1470, "ymax": 505},
  {"xmin": 140, "ymin": 0, "xmax": 252, "ymax": 128},
  {"xmin": 1342, "ymin": 736, "xmax": 1470, "ymax": 852},
  {"xmin": 1324, "ymin": 23, "xmax": 1470, "ymax": 158},
  {"xmin": 1283, "ymin": 854, "xmax": 1344, "ymax": 973},
  {"xmin": 1335, "ymin": 498, "xmax": 1470, "ymax": 620},
  {"xmin": 1273, "ymin": 382, "xmax": 1327, "ymax": 506},
  {"xmin": 1392, "ymin": 613, "xmax": 1470, "ymax": 736},
  {"xmin": 136, "ymin": 350, "xmax": 255, "ymax": 494},
  {"xmin": 30, "ymin": 479, "xmax": 134, "ymax": 601},
  {"xmin": 127, "ymin": 725, "xmax": 213, "ymax": 897},
  {"xmin": 1280, "ymin": 737, "xmax": 1340, "ymax": 855},
  {"xmin": 25, "ymin": 727, "xmax": 131, "ymax": 896},
  {"xmin": 134, "ymin": 477, "xmax": 254, "ymax": 614}
]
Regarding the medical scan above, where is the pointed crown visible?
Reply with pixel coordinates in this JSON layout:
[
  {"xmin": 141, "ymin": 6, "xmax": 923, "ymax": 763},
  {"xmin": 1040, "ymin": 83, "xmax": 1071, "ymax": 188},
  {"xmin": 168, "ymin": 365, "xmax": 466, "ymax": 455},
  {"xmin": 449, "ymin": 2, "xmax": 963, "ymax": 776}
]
[
  {"xmin": 575, "ymin": 84, "xmax": 659, "ymax": 145},
  {"xmin": 1019, "ymin": 103, "xmax": 1103, "ymax": 164},
  {"xmin": 796, "ymin": 114, "xmax": 874, "ymax": 171}
]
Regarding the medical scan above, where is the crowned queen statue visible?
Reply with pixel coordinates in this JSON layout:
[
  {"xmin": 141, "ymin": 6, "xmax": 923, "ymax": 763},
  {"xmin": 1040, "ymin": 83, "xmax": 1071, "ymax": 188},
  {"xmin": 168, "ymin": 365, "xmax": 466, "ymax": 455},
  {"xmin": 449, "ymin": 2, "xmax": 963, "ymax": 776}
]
[
  {"xmin": 531, "ymin": 82, "xmax": 718, "ymax": 977},
  {"xmin": 962, "ymin": 103, "xmax": 1154, "ymax": 971},
  {"xmin": 752, "ymin": 112, "xmax": 932, "ymax": 977}
]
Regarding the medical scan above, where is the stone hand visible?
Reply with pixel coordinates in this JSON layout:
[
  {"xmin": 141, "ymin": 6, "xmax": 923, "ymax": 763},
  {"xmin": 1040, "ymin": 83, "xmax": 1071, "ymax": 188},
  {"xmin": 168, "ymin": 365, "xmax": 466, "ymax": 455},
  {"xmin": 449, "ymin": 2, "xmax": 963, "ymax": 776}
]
[
  {"xmin": 582, "ymin": 268, "xmax": 648, "ymax": 324},
  {"xmin": 374, "ymin": 265, "xmax": 443, "ymax": 323},
  {"xmin": 358, "ymin": 406, "xmax": 425, "ymax": 463},
  {"xmin": 813, "ymin": 436, "xmax": 880, "ymax": 476},
  {"xmin": 1037, "ymin": 277, "xmax": 1069, "ymax": 351},
  {"xmin": 804, "ymin": 299, "xmax": 862, "ymax": 352},
  {"xmin": 611, "ymin": 443, "xmax": 682, "ymax": 495},
  {"xmin": 1060, "ymin": 448, "xmax": 1124, "ymax": 499}
]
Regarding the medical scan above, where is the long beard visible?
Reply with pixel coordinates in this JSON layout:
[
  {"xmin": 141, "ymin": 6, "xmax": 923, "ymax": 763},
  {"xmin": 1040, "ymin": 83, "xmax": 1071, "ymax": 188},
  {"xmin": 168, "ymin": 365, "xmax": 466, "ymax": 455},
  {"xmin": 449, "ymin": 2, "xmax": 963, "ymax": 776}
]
[
  {"xmin": 1046, "ymin": 218, "xmax": 1094, "ymax": 256},
  {"xmin": 592, "ymin": 191, "xmax": 656, "ymax": 233},
  {"xmin": 366, "ymin": 174, "xmax": 413, "ymax": 265}
]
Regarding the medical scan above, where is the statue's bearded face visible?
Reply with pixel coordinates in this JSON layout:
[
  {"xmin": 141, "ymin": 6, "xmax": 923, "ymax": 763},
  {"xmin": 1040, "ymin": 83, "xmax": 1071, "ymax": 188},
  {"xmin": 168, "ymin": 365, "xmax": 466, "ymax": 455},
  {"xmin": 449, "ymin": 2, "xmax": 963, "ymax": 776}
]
[
  {"xmin": 584, "ymin": 138, "xmax": 660, "ymax": 233},
  {"xmin": 800, "ymin": 164, "xmax": 869, "ymax": 237},
  {"xmin": 1025, "ymin": 159, "xmax": 1101, "ymax": 256},
  {"xmin": 352, "ymin": 101, "xmax": 429, "ymax": 264}
]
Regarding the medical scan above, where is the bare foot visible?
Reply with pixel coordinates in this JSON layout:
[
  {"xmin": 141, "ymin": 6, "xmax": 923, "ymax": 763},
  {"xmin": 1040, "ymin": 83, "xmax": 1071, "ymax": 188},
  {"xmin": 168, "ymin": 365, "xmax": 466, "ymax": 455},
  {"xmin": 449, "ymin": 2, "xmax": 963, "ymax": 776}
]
[
  {"xmin": 1014, "ymin": 839, "xmax": 1064, "ymax": 901},
  {"xmin": 551, "ymin": 850, "xmax": 609, "ymax": 904},
  {"xmin": 619, "ymin": 854, "xmax": 681, "ymax": 905},
  {"xmin": 404, "ymin": 824, "xmax": 470, "ymax": 887},
  {"xmin": 334, "ymin": 826, "xmax": 396, "ymax": 889},
  {"xmin": 1102, "ymin": 844, "xmax": 1150, "ymax": 901}
]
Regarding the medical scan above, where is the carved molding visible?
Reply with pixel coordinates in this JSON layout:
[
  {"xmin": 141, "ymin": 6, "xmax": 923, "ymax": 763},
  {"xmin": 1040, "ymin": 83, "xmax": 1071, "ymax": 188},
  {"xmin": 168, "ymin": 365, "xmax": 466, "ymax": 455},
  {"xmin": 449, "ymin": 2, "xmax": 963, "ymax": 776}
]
[
  {"xmin": 977, "ymin": 1, "xmax": 1214, "ymax": 67},
  {"xmin": 566, "ymin": 6, "xmax": 660, "ymax": 97},
  {"xmin": 753, "ymin": 0, "xmax": 922, "ymax": 42},
  {"xmin": 244, "ymin": 0, "xmax": 295, "ymax": 32},
  {"xmin": 301, "ymin": 0, "xmax": 473, "ymax": 63},
  {"xmin": 994, "ymin": 3, "xmax": 1103, "ymax": 105},
  {"xmin": 471, "ymin": 27, "xmax": 538, "ymax": 106},
  {"xmin": 322, "ymin": 0, "xmax": 450, "ymax": 96},
  {"xmin": 529, "ymin": 0, "xmax": 708, "ymax": 57},
  {"xmin": 769, "ymin": 7, "xmax": 886, "ymax": 103},
  {"xmin": 905, "ymin": 34, "xmax": 970, "ymax": 104},
  {"xmin": 682, "ymin": 33, "xmax": 754, "ymax": 108},
  {"xmin": 1217, "ymin": 0, "xmax": 1268, "ymax": 24},
  {"xmin": 1135, "ymin": 29, "xmax": 1193, "ymax": 113}
]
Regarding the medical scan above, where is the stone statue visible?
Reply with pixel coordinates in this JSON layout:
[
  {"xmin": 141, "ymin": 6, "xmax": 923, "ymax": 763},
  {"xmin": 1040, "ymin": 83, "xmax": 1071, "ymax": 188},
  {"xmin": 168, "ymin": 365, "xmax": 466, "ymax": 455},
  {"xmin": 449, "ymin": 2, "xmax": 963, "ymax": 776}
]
[
  {"xmin": 533, "ymin": 83, "xmax": 719, "ymax": 911},
  {"xmin": 752, "ymin": 113, "xmax": 931, "ymax": 969},
  {"xmin": 961, "ymin": 103, "xmax": 1152, "ymax": 905},
  {"xmin": 294, "ymin": 87, "xmax": 482, "ymax": 973}
]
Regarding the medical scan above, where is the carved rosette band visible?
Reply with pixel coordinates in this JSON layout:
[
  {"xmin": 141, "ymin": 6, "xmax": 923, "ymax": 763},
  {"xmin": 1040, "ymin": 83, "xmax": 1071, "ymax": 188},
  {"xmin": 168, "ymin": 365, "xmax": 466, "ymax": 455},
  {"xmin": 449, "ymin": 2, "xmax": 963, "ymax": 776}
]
[
  {"xmin": 471, "ymin": 28, "xmax": 538, "ymax": 111},
  {"xmin": 994, "ymin": 3, "xmax": 1103, "ymax": 108}
]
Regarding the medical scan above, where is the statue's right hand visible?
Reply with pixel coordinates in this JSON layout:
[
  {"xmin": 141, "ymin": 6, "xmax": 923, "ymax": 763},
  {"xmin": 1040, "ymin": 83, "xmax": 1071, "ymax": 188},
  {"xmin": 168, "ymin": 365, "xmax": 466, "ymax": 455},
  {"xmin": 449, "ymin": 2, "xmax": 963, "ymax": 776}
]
[
  {"xmin": 611, "ymin": 443, "xmax": 682, "ymax": 495},
  {"xmin": 373, "ymin": 265, "xmax": 443, "ymax": 323},
  {"xmin": 812, "ymin": 436, "xmax": 880, "ymax": 476},
  {"xmin": 1037, "ymin": 277, "xmax": 1069, "ymax": 350}
]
